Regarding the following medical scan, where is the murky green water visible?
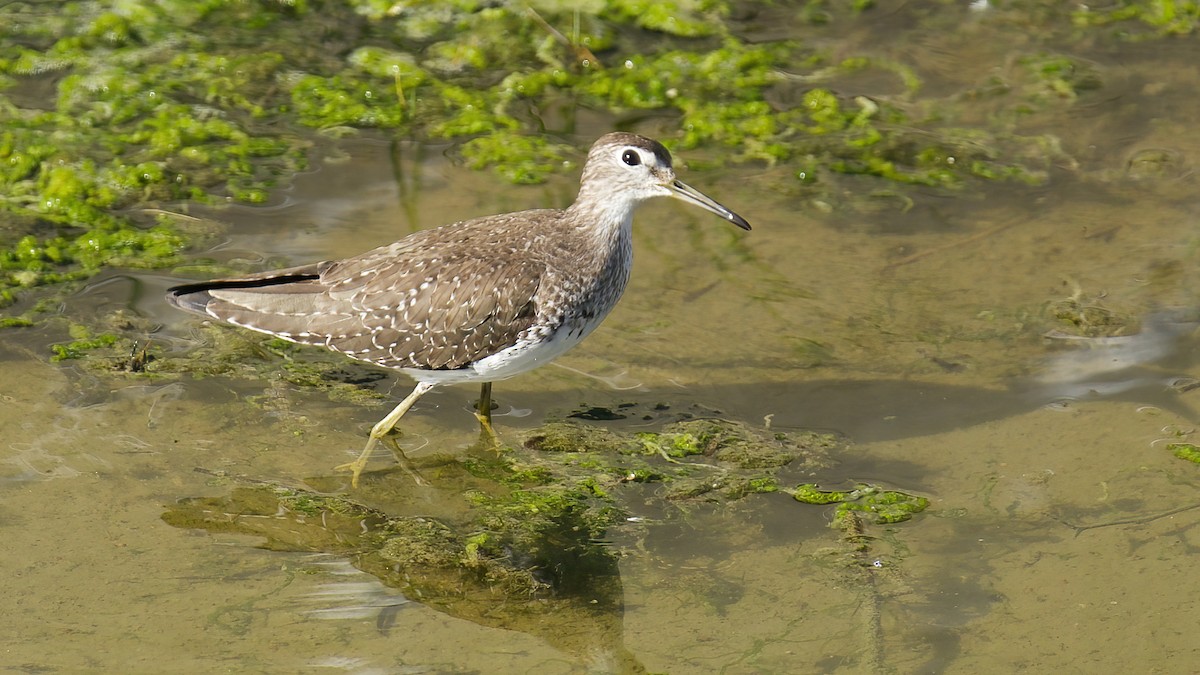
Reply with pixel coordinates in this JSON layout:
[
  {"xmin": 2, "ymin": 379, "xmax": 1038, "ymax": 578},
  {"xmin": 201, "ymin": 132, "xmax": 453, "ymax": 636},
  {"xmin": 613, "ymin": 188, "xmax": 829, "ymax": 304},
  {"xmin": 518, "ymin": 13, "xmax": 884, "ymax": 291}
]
[{"xmin": 4, "ymin": 4, "xmax": 1200, "ymax": 674}]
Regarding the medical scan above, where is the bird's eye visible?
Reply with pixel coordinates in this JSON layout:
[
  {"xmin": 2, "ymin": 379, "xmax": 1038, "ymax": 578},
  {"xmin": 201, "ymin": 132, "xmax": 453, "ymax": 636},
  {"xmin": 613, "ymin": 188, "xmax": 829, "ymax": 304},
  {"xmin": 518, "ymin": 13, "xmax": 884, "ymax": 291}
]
[{"xmin": 621, "ymin": 149, "xmax": 640, "ymax": 166}]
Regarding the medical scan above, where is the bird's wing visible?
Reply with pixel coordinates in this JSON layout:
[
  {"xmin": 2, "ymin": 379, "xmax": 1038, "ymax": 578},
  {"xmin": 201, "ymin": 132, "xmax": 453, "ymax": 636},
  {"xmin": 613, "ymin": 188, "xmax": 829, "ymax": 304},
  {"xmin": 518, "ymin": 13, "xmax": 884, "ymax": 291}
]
[
  {"xmin": 169, "ymin": 243, "xmax": 546, "ymax": 370},
  {"xmin": 318, "ymin": 248, "xmax": 545, "ymax": 369}
]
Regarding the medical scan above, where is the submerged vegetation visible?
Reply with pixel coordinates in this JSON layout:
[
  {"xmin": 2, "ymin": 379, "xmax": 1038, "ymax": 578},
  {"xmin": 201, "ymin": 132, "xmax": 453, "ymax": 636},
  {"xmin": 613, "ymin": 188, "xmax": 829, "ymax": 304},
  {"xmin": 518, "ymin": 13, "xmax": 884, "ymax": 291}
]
[
  {"xmin": 158, "ymin": 407, "xmax": 892, "ymax": 658},
  {"xmin": 791, "ymin": 482, "xmax": 930, "ymax": 525},
  {"xmin": 161, "ymin": 480, "xmax": 634, "ymax": 662},
  {"xmin": 1072, "ymin": 0, "xmax": 1200, "ymax": 37},
  {"xmin": 4, "ymin": 0, "xmax": 1188, "ymax": 315},
  {"xmin": 156, "ymin": 409, "xmax": 842, "ymax": 655}
]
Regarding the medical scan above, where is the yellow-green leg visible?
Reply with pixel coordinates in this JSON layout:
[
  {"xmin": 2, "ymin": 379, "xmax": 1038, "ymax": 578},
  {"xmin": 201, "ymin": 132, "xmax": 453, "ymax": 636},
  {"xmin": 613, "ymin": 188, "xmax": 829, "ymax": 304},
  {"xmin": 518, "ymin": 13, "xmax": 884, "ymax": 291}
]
[
  {"xmin": 336, "ymin": 380, "xmax": 435, "ymax": 488},
  {"xmin": 474, "ymin": 381, "xmax": 499, "ymax": 445}
]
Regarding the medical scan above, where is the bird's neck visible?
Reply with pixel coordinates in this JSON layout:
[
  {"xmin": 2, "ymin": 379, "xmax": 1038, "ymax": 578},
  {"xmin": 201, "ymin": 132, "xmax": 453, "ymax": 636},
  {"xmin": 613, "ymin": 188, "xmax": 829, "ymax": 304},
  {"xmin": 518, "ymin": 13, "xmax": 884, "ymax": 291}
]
[
  {"xmin": 556, "ymin": 186, "xmax": 636, "ymax": 308},
  {"xmin": 565, "ymin": 186, "xmax": 638, "ymax": 252}
]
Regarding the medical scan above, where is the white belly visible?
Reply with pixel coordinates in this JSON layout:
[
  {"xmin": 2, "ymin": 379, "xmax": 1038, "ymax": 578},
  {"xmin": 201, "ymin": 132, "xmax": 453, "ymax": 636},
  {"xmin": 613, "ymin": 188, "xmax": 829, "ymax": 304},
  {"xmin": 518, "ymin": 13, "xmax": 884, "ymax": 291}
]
[{"xmin": 401, "ymin": 315, "xmax": 606, "ymax": 386}]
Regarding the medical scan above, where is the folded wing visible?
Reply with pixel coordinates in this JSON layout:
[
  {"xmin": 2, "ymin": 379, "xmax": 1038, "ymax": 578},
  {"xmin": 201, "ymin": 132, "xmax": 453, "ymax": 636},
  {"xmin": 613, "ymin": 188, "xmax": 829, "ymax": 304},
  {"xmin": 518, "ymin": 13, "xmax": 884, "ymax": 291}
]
[{"xmin": 168, "ymin": 245, "xmax": 543, "ymax": 370}]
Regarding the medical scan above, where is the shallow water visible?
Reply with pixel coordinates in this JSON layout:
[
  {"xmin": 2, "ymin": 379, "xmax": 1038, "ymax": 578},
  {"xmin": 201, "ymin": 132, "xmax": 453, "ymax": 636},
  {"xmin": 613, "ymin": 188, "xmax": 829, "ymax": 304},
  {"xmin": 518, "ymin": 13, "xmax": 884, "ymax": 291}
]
[{"xmin": 5, "ymin": 4, "xmax": 1200, "ymax": 674}]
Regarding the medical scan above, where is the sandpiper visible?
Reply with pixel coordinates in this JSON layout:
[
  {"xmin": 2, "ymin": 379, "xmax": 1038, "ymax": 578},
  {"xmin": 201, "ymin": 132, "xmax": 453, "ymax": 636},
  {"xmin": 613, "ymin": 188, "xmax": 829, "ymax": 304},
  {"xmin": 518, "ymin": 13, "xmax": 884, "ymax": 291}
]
[{"xmin": 167, "ymin": 132, "xmax": 750, "ymax": 486}]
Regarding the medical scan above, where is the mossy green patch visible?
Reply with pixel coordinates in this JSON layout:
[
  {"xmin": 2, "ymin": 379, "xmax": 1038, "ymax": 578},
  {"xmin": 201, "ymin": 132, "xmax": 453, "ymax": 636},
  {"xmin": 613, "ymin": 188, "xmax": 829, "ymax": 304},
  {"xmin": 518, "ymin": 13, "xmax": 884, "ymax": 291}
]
[
  {"xmin": 524, "ymin": 421, "xmax": 640, "ymax": 455},
  {"xmin": 792, "ymin": 483, "xmax": 930, "ymax": 525},
  {"xmin": 635, "ymin": 419, "xmax": 838, "ymax": 470},
  {"xmin": 464, "ymin": 477, "xmax": 621, "ymax": 592},
  {"xmin": 792, "ymin": 483, "xmax": 850, "ymax": 505},
  {"xmin": 459, "ymin": 132, "xmax": 573, "ymax": 185},
  {"xmin": 1, "ymin": 2, "xmax": 310, "ymax": 312},
  {"xmin": 40, "ymin": 311, "xmax": 390, "ymax": 409},
  {"xmin": 1073, "ymin": 1, "xmax": 1200, "ymax": 38},
  {"xmin": 0, "ymin": 316, "xmax": 35, "ymax": 328},
  {"xmin": 1167, "ymin": 442, "xmax": 1200, "ymax": 464},
  {"xmin": 0, "ymin": 221, "xmax": 187, "ymax": 308},
  {"xmin": 49, "ymin": 322, "xmax": 119, "ymax": 361},
  {"xmin": 522, "ymin": 416, "xmax": 838, "ymax": 503}
]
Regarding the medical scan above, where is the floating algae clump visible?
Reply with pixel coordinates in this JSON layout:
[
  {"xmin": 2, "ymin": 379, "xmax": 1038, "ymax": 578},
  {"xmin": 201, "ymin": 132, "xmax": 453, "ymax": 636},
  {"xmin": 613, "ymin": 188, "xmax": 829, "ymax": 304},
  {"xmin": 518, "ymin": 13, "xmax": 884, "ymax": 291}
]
[
  {"xmin": 792, "ymin": 483, "xmax": 930, "ymax": 525},
  {"xmin": 1167, "ymin": 442, "xmax": 1200, "ymax": 464},
  {"xmin": 522, "ymin": 416, "xmax": 838, "ymax": 503}
]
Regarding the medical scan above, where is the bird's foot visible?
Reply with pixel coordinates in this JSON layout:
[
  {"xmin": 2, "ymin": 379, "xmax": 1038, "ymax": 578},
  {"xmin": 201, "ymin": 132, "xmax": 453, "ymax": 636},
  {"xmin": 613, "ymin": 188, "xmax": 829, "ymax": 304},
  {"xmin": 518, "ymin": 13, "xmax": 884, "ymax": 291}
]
[
  {"xmin": 334, "ymin": 436, "xmax": 380, "ymax": 489},
  {"xmin": 335, "ymin": 434, "xmax": 431, "ymax": 488},
  {"xmin": 473, "ymin": 410, "xmax": 501, "ymax": 449}
]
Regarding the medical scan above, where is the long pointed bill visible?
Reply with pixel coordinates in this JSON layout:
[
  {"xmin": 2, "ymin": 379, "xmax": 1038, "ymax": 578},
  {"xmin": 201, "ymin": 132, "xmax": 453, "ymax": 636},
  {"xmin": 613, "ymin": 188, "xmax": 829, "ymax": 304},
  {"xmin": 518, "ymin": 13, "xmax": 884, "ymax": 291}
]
[{"xmin": 668, "ymin": 179, "xmax": 751, "ymax": 231}]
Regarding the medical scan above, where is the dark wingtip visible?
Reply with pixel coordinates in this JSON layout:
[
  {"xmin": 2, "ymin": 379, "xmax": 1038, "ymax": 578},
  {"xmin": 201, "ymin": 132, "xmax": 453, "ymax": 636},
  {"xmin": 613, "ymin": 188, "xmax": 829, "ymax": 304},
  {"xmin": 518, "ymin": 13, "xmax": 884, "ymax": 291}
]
[
  {"xmin": 165, "ymin": 282, "xmax": 213, "ymax": 315},
  {"xmin": 166, "ymin": 272, "xmax": 323, "ymax": 316}
]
